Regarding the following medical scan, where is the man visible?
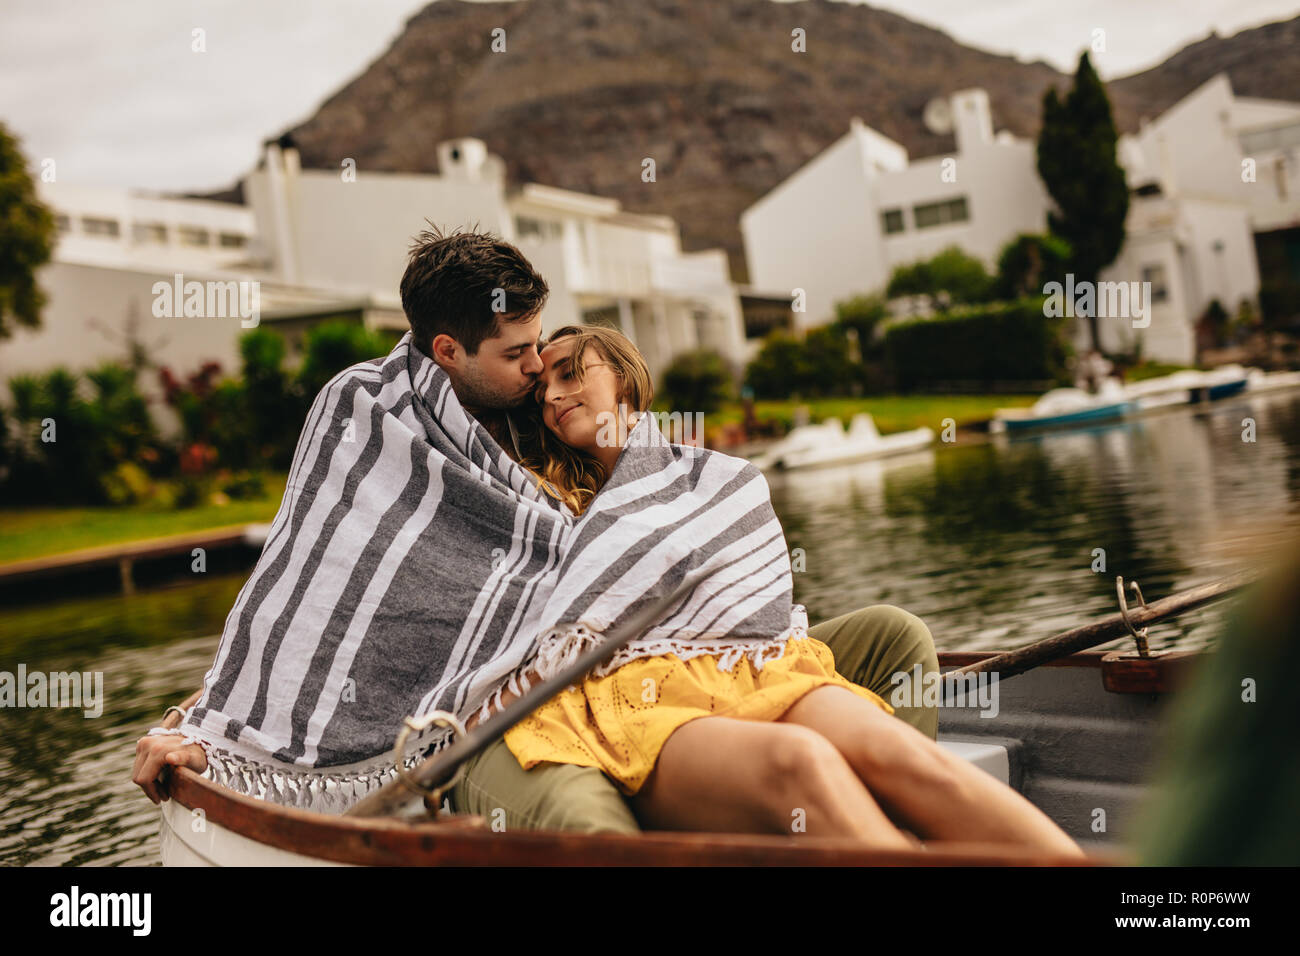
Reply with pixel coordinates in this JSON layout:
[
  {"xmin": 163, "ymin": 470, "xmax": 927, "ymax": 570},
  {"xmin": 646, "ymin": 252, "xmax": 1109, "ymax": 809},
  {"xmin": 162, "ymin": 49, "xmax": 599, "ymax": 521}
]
[{"xmin": 133, "ymin": 225, "xmax": 939, "ymax": 833}]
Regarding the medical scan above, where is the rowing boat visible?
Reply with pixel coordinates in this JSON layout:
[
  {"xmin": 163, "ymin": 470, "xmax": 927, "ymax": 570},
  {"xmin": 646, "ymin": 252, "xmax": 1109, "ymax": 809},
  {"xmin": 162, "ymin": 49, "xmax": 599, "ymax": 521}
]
[
  {"xmin": 155, "ymin": 646, "xmax": 1191, "ymax": 867},
  {"xmin": 155, "ymin": 572, "xmax": 1249, "ymax": 866}
]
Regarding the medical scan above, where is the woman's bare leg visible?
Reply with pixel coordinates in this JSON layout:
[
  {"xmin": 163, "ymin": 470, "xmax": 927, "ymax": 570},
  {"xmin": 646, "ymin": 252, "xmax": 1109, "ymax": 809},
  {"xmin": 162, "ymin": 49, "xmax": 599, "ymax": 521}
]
[
  {"xmin": 781, "ymin": 686, "xmax": 1085, "ymax": 857},
  {"xmin": 630, "ymin": 715, "xmax": 914, "ymax": 849}
]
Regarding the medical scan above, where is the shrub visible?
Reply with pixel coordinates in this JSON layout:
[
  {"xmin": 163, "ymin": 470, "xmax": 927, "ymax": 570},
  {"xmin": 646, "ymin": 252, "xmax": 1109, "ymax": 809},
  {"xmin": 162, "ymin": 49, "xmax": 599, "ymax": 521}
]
[
  {"xmin": 746, "ymin": 332, "xmax": 810, "ymax": 399},
  {"xmin": 159, "ymin": 361, "xmax": 228, "ymax": 471},
  {"xmin": 832, "ymin": 293, "xmax": 889, "ymax": 345},
  {"xmin": 0, "ymin": 363, "xmax": 161, "ymax": 503},
  {"xmin": 883, "ymin": 297, "xmax": 1071, "ymax": 392},
  {"xmin": 240, "ymin": 328, "xmax": 300, "ymax": 469},
  {"xmin": 658, "ymin": 349, "xmax": 732, "ymax": 416},
  {"xmin": 296, "ymin": 320, "xmax": 393, "ymax": 402},
  {"xmin": 994, "ymin": 233, "xmax": 1072, "ymax": 300},
  {"xmin": 744, "ymin": 325, "xmax": 864, "ymax": 399},
  {"xmin": 803, "ymin": 325, "xmax": 860, "ymax": 392},
  {"xmin": 100, "ymin": 461, "xmax": 155, "ymax": 506},
  {"xmin": 886, "ymin": 246, "xmax": 995, "ymax": 308}
]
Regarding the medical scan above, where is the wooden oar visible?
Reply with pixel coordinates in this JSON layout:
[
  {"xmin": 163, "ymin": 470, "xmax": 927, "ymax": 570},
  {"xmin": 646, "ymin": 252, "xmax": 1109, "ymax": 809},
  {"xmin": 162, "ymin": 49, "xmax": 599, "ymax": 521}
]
[
  {"xmin": 947, "ymin": 570, "xmax": 1255, "ymax": 682},
  {"xmin": 346, "ymin": 591, "xmax": 693, "ymax": 819}
]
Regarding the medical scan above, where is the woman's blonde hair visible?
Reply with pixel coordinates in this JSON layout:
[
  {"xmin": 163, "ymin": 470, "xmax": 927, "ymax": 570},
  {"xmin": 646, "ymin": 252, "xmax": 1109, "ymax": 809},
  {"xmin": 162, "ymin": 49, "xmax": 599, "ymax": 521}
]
[{"xmin": 517, "ymin": 324, "xmax": 653, "ymax": 515}]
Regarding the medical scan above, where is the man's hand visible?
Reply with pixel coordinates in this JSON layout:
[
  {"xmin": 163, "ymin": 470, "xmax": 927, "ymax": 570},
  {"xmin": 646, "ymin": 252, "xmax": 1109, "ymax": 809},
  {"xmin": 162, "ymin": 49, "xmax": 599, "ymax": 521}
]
[
  {"xmin": 133, "ymin": 688, "xmax": 206, "ymax": 804},
  {"xmin": 132, "ymin": 735, "xmax": 208, "ymax": 804}
]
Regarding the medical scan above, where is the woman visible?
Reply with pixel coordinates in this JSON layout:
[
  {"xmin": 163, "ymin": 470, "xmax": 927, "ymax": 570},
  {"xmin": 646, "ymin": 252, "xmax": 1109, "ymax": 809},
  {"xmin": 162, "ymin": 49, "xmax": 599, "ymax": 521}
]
[{"xmin": 501, "ymin": 324, "xmax": 1083, "ymax": 856}]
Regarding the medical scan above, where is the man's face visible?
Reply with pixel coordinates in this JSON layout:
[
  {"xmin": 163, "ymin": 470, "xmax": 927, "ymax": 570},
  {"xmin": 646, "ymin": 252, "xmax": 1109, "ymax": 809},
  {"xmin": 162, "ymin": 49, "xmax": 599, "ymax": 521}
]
[{"xmin": 436, "ymin": 313, "xmax": 544, "ymax": 409}]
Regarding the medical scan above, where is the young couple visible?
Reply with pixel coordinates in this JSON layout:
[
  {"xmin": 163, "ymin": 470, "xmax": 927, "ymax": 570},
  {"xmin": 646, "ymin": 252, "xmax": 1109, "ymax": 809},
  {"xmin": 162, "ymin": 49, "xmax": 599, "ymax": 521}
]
[{"xmin": 134, "ymin": 226, "xmax": 1080, "ymax": 856}]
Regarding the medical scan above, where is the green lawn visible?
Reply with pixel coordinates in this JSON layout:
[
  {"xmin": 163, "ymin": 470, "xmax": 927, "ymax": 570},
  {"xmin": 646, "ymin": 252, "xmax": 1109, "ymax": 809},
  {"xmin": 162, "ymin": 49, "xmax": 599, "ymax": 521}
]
[
  {"xmin": 0, "ymin": 475, "xmax": 288, "ymax": 565},
  {"xmin": 1124, "ymin": 361, "xmax": 1196, "ymax": 383},
  {"xmin": 704, "ymin": 394, "xmax": 1038, "ymax": 435}
]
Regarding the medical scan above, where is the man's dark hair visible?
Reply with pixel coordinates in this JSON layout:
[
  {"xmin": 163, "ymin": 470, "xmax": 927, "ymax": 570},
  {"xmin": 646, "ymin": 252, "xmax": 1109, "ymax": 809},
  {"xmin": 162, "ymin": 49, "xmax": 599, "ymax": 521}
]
[{"xmin": 400, "ymin": 222, "xmax": 549, "ymax": 355}]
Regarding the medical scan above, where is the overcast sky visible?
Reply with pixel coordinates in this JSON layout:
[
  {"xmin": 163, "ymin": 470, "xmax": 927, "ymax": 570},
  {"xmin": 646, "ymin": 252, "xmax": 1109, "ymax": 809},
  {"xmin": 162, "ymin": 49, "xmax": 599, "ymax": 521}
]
[{"xmin": 2, "ymin": 0, "xmax": 1297, "ymax": 194}]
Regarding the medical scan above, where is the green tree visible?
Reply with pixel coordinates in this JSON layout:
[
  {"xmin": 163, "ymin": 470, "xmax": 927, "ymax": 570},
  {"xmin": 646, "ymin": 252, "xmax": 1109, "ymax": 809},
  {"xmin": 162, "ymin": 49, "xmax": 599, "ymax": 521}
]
[
  {"xmin": 0, "ymin": 122, "xmax": 56, "ymax": 338},
  {"xmin": 1037, "ymin": 52, "xmax": 1130, "ymax": 351},
  {"xmin": 1, "ymin": 363, "xmax": 159, "ymax": 503},
  {"xmin": 658, "ymin": 349, "xmax": 732, "ymax": 416},
  {"xmin": 832, "ymin": 293, "xmax": 889, "ymax": 346},
  {"xmin": 744, "ymin": 325, "xmax": 860, "ymax": 400},
  {"xmin": 239, "ymin": 328, "xmax": 299, "ymax": 468},
  {"xmin": 296, "ymin": 319, "xmax": 394, "ymax": 402},
  {"xmin": 994, "ymin": 233, "xmax": 1073, "ymax": 300},
  {"xmin": 745, "ymin": 331, "xmax": 813, "ymax": 399},
  {"xmin": 886, "ymin": 246, "xmax": 993, "ymax": 309}
]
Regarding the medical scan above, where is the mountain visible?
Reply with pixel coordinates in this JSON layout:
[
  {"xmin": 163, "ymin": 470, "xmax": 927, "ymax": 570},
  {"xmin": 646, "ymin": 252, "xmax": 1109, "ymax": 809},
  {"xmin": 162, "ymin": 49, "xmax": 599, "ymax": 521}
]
[
  {"xmin": 1109, "ymin": 16, "xmax": 1300, "ymax": 119},
  {"xmin": 265, "ymin": 0, "xmax": 1300, "ymax": 283}
]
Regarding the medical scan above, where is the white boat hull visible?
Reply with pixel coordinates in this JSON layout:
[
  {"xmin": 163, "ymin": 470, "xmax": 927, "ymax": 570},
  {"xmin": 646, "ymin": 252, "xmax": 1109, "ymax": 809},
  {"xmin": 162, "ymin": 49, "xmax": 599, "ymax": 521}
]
[
  {"xmin": 777, "ymin": 429, "xmax": 934, "ymax": 469},
  {"xmin": 159, "ymin": 795, "xmax": 348, "ymax": 866}
]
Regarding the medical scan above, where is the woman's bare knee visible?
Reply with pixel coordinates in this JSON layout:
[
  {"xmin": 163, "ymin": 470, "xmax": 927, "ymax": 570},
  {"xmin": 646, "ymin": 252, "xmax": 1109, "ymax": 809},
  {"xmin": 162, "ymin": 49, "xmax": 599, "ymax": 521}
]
[
  {"xmin": 758, "ymin": 725, "xmax": 857, "ymax": 831},
  {"xmin": 847, "ymin": 719, "xmax": 969, "ymax": 801}
]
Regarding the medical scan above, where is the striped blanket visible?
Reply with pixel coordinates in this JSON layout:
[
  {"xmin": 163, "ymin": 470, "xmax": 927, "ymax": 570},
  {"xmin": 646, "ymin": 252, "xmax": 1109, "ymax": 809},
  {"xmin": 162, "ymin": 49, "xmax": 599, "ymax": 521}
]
[{"xmin": 178, "ymin": 332, "xmax": 804, "ymax": 810}]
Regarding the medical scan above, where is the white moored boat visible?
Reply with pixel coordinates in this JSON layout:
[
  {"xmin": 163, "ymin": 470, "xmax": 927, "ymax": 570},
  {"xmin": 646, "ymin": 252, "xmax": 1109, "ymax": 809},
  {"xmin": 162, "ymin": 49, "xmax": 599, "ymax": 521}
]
[
  {"xmin": 1246, "ymin": 368, "xmax": 1300, "ymax": 394},
  {"xmin": 991, "ymin": 381, "xmax": 1135, "ymax": 434},
  {"xmin": 1122, "ymin": 370, "xmax": 1207, "ymax": 412},
  {"xmin": 751, "ymin": 414, "xmax": 934, "ymax": 470}
]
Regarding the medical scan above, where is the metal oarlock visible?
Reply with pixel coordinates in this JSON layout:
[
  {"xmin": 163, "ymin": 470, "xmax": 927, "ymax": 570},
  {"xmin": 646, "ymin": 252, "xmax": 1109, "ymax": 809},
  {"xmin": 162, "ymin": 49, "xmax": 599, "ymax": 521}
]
[
  {"xmin": 391, "ymin": 710, "xmax": 468, "ymax": 818},
  {"xmin": 1115, "ymin": 576, "xmax": 1151, "ymax": 658}
]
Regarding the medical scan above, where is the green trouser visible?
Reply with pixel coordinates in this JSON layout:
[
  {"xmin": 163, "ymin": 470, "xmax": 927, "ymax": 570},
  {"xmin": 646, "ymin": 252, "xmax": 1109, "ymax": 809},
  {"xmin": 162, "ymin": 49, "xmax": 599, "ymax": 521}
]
[{"xmin": 448, "ymin": 605, "xmax": 939, "ymax": 834}]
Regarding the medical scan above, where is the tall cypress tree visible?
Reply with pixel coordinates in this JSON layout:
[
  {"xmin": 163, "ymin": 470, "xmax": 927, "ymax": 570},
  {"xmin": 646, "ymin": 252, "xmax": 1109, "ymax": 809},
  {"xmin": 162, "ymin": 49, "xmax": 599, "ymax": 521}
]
[
  {"xmin": 1037, "ymin": 52, "xmax": 1130, "ymax": 352},
  {"xmin": 0, "ymin": 122, "xmax": 55, "ymax": 339}
]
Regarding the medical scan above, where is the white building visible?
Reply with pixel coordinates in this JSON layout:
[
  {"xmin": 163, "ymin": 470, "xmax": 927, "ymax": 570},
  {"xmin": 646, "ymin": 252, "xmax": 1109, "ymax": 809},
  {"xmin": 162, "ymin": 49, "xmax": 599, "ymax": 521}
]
[
  {"xmin": 741, "ymin": 75, "xmax": 1300, "ymax": 366},
  {"xmin": 0, "ymin": 183, "xmax": 267, "ymax": 399},
  {"xmin": 740, "ymin": 89, "xmax": 1050, "ymax": 337},
  {"xmin": 2, "ymin": 137, "xmax": 766, "ymax": 412},
  {"xmin": 244, "ymin": 136, "xmax": 754, "ymax": 379}
]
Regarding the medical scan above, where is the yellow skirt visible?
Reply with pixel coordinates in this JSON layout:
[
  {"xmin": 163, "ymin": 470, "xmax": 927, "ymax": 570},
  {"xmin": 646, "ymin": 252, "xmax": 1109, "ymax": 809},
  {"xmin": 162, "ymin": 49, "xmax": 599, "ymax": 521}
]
[{"xmin": 503, "ymin": 635, "xmax": 893, "ymax": 795}]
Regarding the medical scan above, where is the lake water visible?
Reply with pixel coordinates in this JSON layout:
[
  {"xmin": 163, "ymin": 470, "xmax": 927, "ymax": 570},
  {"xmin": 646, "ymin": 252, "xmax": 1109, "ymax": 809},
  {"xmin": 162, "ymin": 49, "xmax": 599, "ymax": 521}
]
[{"xmin": 3, "ymin": 390, "xmax": 1298, "ymax": 865}]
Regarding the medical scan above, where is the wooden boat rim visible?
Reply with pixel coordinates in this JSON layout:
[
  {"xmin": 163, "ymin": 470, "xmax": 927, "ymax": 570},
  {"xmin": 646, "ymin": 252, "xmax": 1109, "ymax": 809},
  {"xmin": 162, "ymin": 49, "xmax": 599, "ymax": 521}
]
[{"xmin": 167, "ymin": 766, "xmax": 1109, "ymax": 866}]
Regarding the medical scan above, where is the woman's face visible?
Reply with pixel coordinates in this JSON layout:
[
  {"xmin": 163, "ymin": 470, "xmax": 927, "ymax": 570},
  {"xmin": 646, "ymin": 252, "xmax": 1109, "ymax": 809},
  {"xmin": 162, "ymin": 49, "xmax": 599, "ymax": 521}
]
[{"xmin": 535, "ymin": 337, "xmax": 624, "ymax": 453}]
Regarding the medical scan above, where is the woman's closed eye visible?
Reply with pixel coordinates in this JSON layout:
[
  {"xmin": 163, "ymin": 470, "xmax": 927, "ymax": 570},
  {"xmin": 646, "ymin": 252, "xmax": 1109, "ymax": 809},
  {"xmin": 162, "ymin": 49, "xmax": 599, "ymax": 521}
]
[{"xmin": 536, "ymin": 370, "xmax": 575, "ymax": 401}]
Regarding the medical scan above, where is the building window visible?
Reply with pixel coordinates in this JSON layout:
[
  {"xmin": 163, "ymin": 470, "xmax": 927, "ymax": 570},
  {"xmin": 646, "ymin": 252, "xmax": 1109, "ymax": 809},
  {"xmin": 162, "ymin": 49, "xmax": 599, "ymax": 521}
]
[
  {"xmin": 741, "ymin": 296, "xmax": 794, "ymax": 340},
  {"xmin": 218, "ymin": 232, "xmax": 248, "ymax": 248},
  {"xmin": 132, "ymin": 222, "xmax": 167, "ymax": 244},
  {"xmin": 515, "ymin": 216, "xmax": 562, "ymax": 240},
  {"xmin": 54, "ymin": 214, "xmax": 71, "ymax": 233},
  {"xmin": 912, "ymin": 197, "xmax": 969, "ymax": 230},
  {"xmin": 81, "ymin": 216, "xmax": 120, "ymax": 238},
  {"xmin": 881, "ymin": 208, "xmax": 905, "ymax": 235},
  {"xmin": 1238, "ymin": 120, "xmax": 1300, "ymax": 155},
  {"xmin": 1141, "ymin": 264, "xmax": 1169, "ymax": 304},
  {"xmin": 177, "ymin": 226, "xmax": 210, "ymax": 247}
]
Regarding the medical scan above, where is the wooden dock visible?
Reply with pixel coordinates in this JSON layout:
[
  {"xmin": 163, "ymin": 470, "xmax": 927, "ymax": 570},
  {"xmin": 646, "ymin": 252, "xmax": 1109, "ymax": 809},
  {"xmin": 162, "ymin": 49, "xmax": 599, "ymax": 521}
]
[{"xmin": 0, "ymin": 523, "xmax": 270, "ymax": 593}]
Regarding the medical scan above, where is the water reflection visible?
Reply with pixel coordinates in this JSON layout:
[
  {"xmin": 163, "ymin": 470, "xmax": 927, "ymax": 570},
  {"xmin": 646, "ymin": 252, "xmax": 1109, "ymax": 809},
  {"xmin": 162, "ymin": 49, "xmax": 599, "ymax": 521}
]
[{"xmin": 773, "ymin": 392, "xmax": 1300, "ymax": 653}]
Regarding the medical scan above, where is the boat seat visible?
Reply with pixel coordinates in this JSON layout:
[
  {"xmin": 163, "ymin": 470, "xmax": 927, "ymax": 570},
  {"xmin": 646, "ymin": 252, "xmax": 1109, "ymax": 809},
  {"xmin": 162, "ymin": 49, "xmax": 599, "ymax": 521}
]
[{"xmin": 937, "ymin": 737, "xmax": 1011, "ymax": 786}]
